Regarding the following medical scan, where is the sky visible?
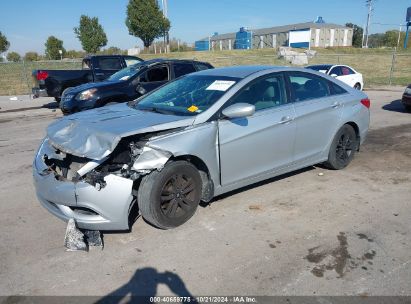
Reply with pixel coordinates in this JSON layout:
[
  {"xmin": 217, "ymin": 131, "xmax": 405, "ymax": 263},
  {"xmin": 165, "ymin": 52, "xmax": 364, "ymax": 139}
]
[{"xmin": 0, "ymin": 0, "xmax": 409, "ymax": 54}]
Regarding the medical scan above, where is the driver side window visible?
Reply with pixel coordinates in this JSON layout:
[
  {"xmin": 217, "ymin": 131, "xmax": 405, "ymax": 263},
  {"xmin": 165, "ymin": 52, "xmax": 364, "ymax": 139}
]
[
  {"xmin": 226, "ymin": 73, "xmax": 287, "ymax": 112},
  {"xmin": 140, "ymin": 65, "xmax": 169, "ymax": 83}
]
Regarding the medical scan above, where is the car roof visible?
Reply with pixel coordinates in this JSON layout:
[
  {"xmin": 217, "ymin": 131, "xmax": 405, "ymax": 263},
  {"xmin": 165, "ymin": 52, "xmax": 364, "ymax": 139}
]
[
  {"xmin": 141, "ymin": 58, "xmax": 209, "ymax": 66},
  {"xmin": 194, "ymin": 65, "xmax": 288, "ymax": 79},
  {"xmin": 307, "ymin": 64, "xmax": 333, "ymax": 69}
]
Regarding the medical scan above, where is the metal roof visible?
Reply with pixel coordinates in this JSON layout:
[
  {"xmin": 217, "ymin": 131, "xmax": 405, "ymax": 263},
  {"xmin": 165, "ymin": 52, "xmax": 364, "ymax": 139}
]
[
  {"xmin": 197, "ymin": 22, "xmax": 350, "ymax": 41},
  {"xmin": 194, "ymin": 65, "xmax": 285, "ymax": 78}
]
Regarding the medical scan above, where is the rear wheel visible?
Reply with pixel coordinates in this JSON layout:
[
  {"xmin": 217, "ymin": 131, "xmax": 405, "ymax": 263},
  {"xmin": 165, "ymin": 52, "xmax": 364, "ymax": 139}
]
[
  {"xmin": 137, "ymin": 161, "xmax": 202, "ymax": 229},
  {"xmin": 354, "ymin": 83, "xmax": 361, "ymax": 90},
  {"xmin": 324, "ymin": 125, "xmax": 358, "ymax": 170}
]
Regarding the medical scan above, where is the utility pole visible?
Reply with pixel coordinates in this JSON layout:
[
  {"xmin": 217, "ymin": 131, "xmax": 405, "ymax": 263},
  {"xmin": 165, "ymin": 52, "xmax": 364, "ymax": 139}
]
[
  {"xmin": 364, "ymin": 0, "xmax": 373, "ymax": 48},
  {"xmin": 161, "ymin": 0, "xmax": 170, "ymax": 53}
]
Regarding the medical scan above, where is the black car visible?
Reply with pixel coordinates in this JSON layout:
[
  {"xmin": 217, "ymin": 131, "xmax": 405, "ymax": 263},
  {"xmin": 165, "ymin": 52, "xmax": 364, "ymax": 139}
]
[
  {"xmin": 32, "ymin": 55, "xmax": 143, "ymax": 101},
  {"xmin": 59, "ymin": 59, "xmax": 214, "ymax": 114}
]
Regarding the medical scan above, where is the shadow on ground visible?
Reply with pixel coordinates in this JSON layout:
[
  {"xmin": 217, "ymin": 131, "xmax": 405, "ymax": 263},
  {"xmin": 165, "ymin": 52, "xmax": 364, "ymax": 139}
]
[
  {"xmin": 96, "ymin": 267, "xmax": 197, "ymax": 304},
  {"xmin": 382, "ymin": 99, "xmax": 408, "ymax": 113}
]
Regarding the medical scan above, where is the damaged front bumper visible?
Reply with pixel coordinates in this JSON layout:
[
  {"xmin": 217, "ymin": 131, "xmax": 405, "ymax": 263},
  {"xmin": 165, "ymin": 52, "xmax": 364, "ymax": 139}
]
[{"xmin": 33, "ymin": 138, "xmax": 135, "ymax": 231}]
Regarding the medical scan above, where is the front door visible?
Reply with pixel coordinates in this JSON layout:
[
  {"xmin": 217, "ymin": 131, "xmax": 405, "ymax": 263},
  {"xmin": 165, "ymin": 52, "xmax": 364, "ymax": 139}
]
[
  {"xmin": 218, "ymin": 73, "xmax": 296, "ymax": 186},
  {"xmin": 139, "ymin": 64, "xmax": 170, "ymax": 94}
]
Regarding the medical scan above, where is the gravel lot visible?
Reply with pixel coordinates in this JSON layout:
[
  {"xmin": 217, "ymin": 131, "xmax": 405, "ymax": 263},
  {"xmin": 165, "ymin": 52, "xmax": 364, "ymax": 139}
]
[{"xmin": 0, "ymin": 89, "xmax": 410, "ymax": 297}]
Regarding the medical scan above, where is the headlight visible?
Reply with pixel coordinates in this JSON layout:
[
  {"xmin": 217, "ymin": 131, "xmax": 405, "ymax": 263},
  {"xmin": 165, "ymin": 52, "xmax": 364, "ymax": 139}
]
[
  {"xmin": 405, "ymin": 88, "xmax": 411, "ymax": 95},
  {"xmin": 75, "ymin": 88, "xmax": 98, "ymax": 101}
]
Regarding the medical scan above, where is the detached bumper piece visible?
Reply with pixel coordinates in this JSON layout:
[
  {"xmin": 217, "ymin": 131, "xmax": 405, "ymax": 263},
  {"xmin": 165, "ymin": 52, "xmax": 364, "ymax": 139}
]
[{"xmin": 64, "ymin": 218, "xmax": 104, "ymax": 251}]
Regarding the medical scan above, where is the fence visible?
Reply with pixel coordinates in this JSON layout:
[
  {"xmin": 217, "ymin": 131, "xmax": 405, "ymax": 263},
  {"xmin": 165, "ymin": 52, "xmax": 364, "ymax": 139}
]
[
  {"xmin": 0, "ymin": 52, "xmax": 410, "ymax": 96},
  {"xmin": 0, "ymin": 60, "xmax": 81, "ymax": 96}
]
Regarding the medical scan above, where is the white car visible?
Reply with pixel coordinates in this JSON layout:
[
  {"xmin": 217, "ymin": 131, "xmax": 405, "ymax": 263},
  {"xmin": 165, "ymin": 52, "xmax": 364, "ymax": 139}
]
[{"xmin": 306, "ymin": 64, "xmax": 364, "ymax": 90}]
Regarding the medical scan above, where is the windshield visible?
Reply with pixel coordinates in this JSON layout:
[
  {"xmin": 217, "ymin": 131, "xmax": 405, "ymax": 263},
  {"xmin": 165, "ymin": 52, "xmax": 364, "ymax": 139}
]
[
  {"xmin": 306, "ymin": 65, "xmax": 332, "ymax": 73},
  {"xmin": 133, "ymin": 75, "xmax": 240, "ymax": 116},
  {"xmin": 108, "ymin": 63, "xmax": 144, "ymax": 81}
]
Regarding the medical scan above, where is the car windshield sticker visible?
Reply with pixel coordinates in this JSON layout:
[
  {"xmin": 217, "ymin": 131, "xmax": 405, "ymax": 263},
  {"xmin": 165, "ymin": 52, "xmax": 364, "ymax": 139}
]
[
  {"xmin": 119, "ymin": 76, "xmax": 130, "ymax": 81},
  {"xmin": 187, "ymin": 105, "xmax": 199, "ymax": 112},
  {"xmin": 206, "ymin": 80, "xmax": 235, "ymax": 91}
]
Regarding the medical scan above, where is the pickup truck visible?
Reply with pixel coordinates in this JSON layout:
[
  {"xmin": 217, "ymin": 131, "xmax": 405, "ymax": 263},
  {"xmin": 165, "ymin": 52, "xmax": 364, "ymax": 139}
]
[
  {"xmin": 59, "ymin": 59, "xmax": 214, "ymax": 114},
  {"xmin": 32, "ymin": 55, "xmax": 143, "ymax": 101}
]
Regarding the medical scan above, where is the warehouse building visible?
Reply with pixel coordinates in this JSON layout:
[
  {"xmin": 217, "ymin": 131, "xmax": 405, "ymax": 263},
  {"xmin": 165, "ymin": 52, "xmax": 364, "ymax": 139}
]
[{"xmin": 195, "ymin": 19, "xmax": 353, "ymax": 51}]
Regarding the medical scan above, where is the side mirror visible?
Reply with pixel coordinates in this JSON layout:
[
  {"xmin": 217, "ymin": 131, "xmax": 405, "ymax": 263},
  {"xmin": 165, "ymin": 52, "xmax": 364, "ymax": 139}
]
[
  {"xmin": 222, "ymin": 103, "xmax": 255, "ymax": 119},
  {"xmin": 136, "ymin": 84, "xmax": 146, "ymax": 95},
  {"xmin": 331, "ymin": 74, "xmax": 338, "ymax": 78}
]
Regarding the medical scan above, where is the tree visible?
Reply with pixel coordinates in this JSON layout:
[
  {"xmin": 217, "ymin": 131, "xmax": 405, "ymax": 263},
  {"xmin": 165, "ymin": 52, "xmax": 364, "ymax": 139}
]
[
  {"xmin": 45, "ymin": 36, "xmax": 65, "ymax": 60},
  {"xmin": 368, "ymin": 33, "xmax": 385, "ymax": 48},
  {"xmin": 7, "ymin": 51, "xmax": 21, "ymax": 62},
  {"xmin": 0, "ymin": 31, "xmax": 10, "ymax": 53},
  {"xmin": 24, "ymin": 52, "xmax": 39, "ymax": 62},
  {"xmin": 345, "ymin": 23, "xmax": 363, "ymax": 48},
  {"xmin": 65, "ymin": 49, "xmax": 86, "ymax": 59},
  {"xmin": 74, "ymin": 15, "xmax": 107, "ymax": 53},
  {"xmin": 98, "ymin": 46, "xmax": 125, "ymax": 55},
  {"xmin": 126, "ymin": 0, "xmax": 171, "ymax": 48}
]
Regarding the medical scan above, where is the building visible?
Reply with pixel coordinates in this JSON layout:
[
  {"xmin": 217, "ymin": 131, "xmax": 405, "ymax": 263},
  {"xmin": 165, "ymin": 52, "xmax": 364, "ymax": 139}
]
[{"xmin": 195, "ymin": 21, "xmax": 353, "ymax": 51}]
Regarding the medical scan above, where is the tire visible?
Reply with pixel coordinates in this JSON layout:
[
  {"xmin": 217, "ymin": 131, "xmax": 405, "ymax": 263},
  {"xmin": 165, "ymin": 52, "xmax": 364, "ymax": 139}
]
[
  {"xmin": 137, "ymin": 160, "xmax": 202, "ymax": 229},
  {"xmin": 404, "ymin": 104, "xmax": 411, "ymax": 113},
  {"xmin": 324, "ymin": 125, "xmax": 358, "ymax": 170},
  {"xmin": 354, "ymin": 83, "xmax": 361, "ymax": 90}
]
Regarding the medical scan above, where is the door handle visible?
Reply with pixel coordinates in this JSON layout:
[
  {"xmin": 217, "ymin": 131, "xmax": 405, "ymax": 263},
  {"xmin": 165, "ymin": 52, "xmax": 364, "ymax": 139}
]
[
  {"xmin": 280, "ymin": 116, "xmax": 294, "ymax": 124},
  {"xmin": 331, "ymin": 102, "xmax": 341, "ymax": 108}
]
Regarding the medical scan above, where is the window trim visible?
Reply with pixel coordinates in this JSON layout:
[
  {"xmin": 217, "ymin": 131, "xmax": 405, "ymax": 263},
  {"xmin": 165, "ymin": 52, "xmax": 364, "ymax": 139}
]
[{"xmin": 286, "ymin": 71, "xmax": 331, "ymax": 103}]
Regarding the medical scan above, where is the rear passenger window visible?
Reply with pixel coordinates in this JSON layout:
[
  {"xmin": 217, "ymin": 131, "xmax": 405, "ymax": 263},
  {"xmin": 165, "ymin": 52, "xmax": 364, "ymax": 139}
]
[
  {"xmin": 289, "ymin": 73, "xmax": 330, "ymax": 102},
  {"xmin": 173, "ymin": 63, "xmax": 196, "ymax": 78},
  {"xmin": 98, "ymin": 58, "xmax": 122, "ymax": 70},
  {"xmin": 329, "ymin": 81, "xmax": 347, "ymax": 95}
]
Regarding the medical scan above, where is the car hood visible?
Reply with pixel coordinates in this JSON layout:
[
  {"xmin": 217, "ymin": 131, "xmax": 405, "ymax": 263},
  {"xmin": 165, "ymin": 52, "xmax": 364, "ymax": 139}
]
[
  {"xmin": 47, "ymin": 103, "xmax": 195, "ymax": 160},
  {"xmin": 64, "ymin": 81, "xmax": 123, "ymax": 94}
]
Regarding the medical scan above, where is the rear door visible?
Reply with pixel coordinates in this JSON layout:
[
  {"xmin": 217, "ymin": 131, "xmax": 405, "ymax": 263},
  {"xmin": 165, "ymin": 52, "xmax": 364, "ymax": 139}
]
[
  {"xmin": 138, "ymin": 64, "xmax": 170, "ymax": 93},
  {"xmin": 93, "ymin": 56, "xmax": 123, "ymax": 81},
  {"xmin": 287, "ymin": 71, "xmax": 344, "ymax": 163},
  {"xmin": 218, "ymin": 72, "xmax": 296, "ymax": 186}
]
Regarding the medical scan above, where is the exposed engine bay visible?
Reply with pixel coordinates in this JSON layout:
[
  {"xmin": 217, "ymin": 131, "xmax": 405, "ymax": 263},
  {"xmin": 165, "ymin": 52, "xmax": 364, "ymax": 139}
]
[{"xmin": 42, "ymin": 132, "xmax": 173, "ymax": 190}]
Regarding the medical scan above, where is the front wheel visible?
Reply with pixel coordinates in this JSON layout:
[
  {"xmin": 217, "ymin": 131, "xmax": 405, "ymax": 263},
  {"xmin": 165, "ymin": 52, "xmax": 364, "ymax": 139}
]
[
  {"xmin": 324, "ymin": 125, "xmax": 358, "ymax": 170},
  {"xmin": 137, "ymin": 161, "xmax": 202, "ymax": 229}
]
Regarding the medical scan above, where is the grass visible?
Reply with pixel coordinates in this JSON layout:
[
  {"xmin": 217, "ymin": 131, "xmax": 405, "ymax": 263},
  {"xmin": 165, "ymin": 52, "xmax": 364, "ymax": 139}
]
[{"xmin": 0, "ymin": 48, "xmax": 410, "ymax": 96}]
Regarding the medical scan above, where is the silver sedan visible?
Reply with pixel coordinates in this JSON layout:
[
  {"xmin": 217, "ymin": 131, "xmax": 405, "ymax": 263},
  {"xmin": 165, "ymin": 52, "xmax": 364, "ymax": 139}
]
[{"xmin": 33, "ymin": 66, "xmax": 370, "ymax": 230}]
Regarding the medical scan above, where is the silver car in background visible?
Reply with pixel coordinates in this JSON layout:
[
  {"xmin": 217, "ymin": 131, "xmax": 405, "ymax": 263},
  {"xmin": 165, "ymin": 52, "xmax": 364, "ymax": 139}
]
[{"xmin": 33, "ymin": 66, "xmax": 370, "ymax": 230}]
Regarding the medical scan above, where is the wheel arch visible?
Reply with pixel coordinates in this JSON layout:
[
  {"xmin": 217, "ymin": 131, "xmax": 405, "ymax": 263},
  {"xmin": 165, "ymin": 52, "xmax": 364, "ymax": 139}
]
[{"xmin": 171, "ymin": 154, "xmax": 214, "ymax": 202}]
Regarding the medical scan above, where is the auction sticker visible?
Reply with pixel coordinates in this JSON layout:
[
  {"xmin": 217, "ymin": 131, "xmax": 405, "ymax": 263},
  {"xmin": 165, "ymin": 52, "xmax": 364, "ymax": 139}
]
[{"xmin": 206, "ymin": 80, "xmax": 235, "ymax": 91}]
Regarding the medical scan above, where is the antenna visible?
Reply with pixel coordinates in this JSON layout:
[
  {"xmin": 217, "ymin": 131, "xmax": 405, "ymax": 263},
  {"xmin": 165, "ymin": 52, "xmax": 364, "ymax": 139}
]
[{"xmin": 364, "ymin": 0, "xmax": 374, "ymax": 48}]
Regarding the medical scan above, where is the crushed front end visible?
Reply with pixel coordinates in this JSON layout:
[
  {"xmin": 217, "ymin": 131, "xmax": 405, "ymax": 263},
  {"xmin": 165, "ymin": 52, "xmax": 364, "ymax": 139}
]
[{"xmin": 33, "ymin": 135, "xmax": 171, "ymax": 230}]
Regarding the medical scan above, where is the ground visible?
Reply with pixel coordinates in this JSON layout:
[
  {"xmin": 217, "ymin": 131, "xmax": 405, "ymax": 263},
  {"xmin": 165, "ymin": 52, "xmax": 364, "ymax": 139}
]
[{"xmin": 0, "ymin": 89, "xmax": 410, "ymax": 297}]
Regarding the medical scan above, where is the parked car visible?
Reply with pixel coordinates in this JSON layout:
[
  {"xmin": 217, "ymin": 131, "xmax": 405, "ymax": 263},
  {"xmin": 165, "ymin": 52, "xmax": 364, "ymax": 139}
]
[
  {"xmin": 32, "ymin": 55, "xmax": 143, "ymax": 102},
  {"xmin": 33, "ymin": 66, "xmax": 370, "ymax": 231},
  {"xmin": 306, "ymin": 64, "xmax": 364, "ymax": 90},
  {"xmin": 401, "ymin": 84, "xmax": 411, "ymax": 112},
  {"xmin": 59, "ymin": 59, "xmax": 214, "ymax": 114}
]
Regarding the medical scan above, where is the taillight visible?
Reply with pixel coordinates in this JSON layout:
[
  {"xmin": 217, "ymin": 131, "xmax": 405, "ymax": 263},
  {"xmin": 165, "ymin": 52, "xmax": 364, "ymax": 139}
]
[
  {"xmin": 360, "ymin": 98, "xmax": 370, "ymax": 108},
  {"xmin": 37, "ymin": 71, "xmax": 48, "ymax": 81}
]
